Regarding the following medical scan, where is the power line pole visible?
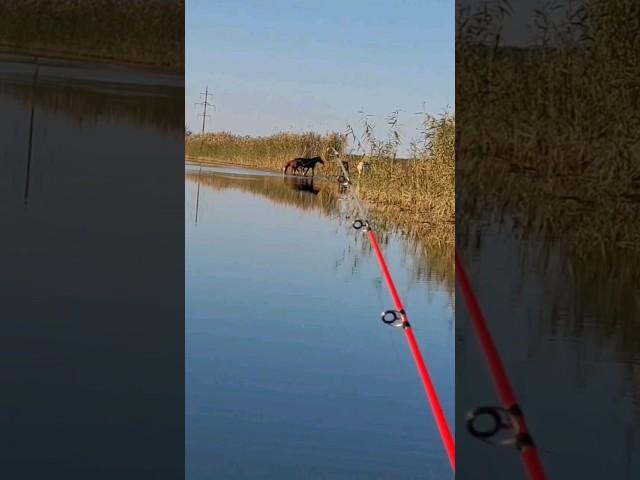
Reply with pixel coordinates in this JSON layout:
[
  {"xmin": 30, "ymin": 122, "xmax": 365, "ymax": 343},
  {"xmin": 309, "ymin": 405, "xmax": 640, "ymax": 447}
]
[
  {"xmin": 195, "ymin": 85, "xmax": 215, "ymax": 134},
  {"xmin": 193, "ymin": 86, "xmax": 215, "ymax": 227}
]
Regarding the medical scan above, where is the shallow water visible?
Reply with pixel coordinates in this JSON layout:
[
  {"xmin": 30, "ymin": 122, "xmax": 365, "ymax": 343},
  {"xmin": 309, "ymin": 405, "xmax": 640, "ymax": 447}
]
[{"xmin": 185, "ymin": 166, "xmax": 455, "ymax": 479}]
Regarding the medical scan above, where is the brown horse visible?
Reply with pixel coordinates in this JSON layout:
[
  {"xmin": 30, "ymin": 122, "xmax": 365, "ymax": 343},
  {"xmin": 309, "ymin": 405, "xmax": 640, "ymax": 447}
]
[
  {"xmin": 283, "ymin": 158, "xmax": 303, "ymax": 175},
  {"xmin": 299, "ymin": 156, "xmax": 325, "ymax": 177}
]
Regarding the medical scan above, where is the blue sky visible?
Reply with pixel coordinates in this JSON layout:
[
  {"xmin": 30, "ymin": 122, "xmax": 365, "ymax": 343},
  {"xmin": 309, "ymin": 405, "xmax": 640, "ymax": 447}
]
[{"xmin": 186, "ymin": 0, "xmax": 453, "ymax": 154}]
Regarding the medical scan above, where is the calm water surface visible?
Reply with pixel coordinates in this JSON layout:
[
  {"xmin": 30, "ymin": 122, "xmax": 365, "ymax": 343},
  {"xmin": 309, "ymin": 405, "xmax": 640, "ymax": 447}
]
[
  {"xmin": 457, "ymin": 223, "xmax": 640, "ymax": 478},
  {"xmin": 185, "ymin": 165, "xmax": 455, "ymax": 479},
  {"xmin": 0, "ymin": 57, "xmax": 183, "ymax": 477}
]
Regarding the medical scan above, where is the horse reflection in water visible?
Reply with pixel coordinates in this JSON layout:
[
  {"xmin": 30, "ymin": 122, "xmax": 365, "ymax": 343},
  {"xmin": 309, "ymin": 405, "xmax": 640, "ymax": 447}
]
[{"xmin": 283, "ymin": 176, "xmax": 320, "ymax": 195}]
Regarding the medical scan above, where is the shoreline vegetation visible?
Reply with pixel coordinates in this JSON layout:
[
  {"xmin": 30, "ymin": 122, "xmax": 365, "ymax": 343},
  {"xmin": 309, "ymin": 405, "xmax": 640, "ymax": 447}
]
[
  {"xmin": 457, "ymin": 1, "xmax": 640, "ymax": 260},
  {"xmin": 185, "ymin": 110, "xmax": 455, "ymax": 248},
  {"xmin": 0, "ymin": 0, "xmax": 184, "ymax": 72}
]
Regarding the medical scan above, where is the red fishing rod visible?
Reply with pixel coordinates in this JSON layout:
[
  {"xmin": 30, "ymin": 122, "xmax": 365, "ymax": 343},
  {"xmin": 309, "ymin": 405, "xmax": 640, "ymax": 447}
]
[
  {"xmin": 335, "ymin": 156, "xmax": 455, "ymax": 472},
  {"xmin": 455, "ymin": 250, "xmax": 546, "ymax": 480}
]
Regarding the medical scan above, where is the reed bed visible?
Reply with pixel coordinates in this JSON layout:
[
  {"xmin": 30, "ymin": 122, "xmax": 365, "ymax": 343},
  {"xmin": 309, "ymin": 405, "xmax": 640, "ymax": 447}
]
[
  {"xmin": 457, "ymin": 0, "xmax": 640, "ymax": 256},
  {"xmin": 186, "ymin": 110, "xmax": 455, "ymax": 249},
  {"xmin": 186, "ymin": 131, "xmax": 347, "ymax": 175},
  {"xmin": 0, "ymin": 0, "xmax": 184, "ymax": 70},
  {"xmin": 354, "ymin": 111, "xmax": 455, "ymax": 247}
]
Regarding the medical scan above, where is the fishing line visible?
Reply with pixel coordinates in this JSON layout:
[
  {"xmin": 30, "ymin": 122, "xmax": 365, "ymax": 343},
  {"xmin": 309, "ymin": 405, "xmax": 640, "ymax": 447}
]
[
  {"xmin": 340, "ymin": 179, "xmax": 405, "ymax": 375},
  {"xmin": 331, "ymin": 149, "xmax": 455, "ymax": 472}
]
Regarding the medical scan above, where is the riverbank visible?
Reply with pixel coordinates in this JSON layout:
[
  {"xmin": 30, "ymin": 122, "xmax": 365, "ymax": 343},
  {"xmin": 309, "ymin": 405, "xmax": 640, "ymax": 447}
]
[
  {"xmin": 186, "ymin": 151, "xmax": 454, "ymax": 248},
  {"xmin": 0, "ymin": 0, "xmax": 183, "ymax": 72},
  {"xmin": 186, "ymin": 117, "xmax": 454, "ymax": 246},
  {"xmin": 0, "ymin": 44, "xmax": 183, "ymax": 76}
]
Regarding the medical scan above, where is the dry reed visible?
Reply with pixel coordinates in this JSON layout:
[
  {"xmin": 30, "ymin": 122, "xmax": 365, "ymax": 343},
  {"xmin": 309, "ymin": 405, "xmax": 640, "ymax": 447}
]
[
  {"xmin": 352, "ymin": 110, "xmax": 455, "ymax": 247},
  {"xmin": 0, "ymin": 0, "xmax": 184, "ymax": 70},
  {"xmin": 457, "ymin": 0, "xmax": 640, "ymax": 256},
  {"xmin": 186, "ymin": 131, "xmax": 347, "ymax": 175}
]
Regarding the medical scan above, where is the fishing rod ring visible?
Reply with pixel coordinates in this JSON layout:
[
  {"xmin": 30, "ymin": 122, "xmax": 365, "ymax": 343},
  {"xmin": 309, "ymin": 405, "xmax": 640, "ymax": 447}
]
[
  {"xmin": 352, "ymin": 219, "xmax": 370, "ymax": 231},
  {"xmin": 466, "ymin": 406, "xmax": 520, "ymax": 447},
  {"xmin": 337, "ymin": 174, "xmax": 350, "ymax": 185},
  {"xmin": 381, "ymin": 309, "xmax": 404, "ymax": 328}
]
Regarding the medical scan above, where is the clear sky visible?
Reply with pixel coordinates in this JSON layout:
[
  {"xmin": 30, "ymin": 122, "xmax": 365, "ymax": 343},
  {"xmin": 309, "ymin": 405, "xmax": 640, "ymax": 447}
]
[{"xmin": 186, "ymin": 0, "xmax": 454, "ymax": 155}]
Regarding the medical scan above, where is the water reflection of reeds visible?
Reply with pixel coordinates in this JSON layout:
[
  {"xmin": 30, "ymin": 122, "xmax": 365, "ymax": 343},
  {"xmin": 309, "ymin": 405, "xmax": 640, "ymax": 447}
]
[
  {"xmin": 186, "ymin": 170, "xmax": 454, "ymax": 296},
  {"xmin": 457, "ymin": 1, "xmax": 640, "ymax": 410},
  {"xmin": 459, "ymin": 221, "xmax": 640, "ymax": 410},
  {"xmin": 0, "ymin": 78, "xmax": 182, "ymax": 133}
]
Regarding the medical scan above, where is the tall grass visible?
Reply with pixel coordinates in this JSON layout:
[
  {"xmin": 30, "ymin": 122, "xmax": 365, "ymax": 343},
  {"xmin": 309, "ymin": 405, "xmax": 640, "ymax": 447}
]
[
  {"xmin": 0, "ymin": 0, "xmax": 184, "ymax": 70},
  {"xmin": 457, "ymin": 0, "xmax": 640, "ymax": 255},
  {"xmin": 350, "ymin": 110, "xmax": 455, "ymax": 245},
  {"xmin": 186, "ymin": 131, "xmax": 347, "ymax": 175}
]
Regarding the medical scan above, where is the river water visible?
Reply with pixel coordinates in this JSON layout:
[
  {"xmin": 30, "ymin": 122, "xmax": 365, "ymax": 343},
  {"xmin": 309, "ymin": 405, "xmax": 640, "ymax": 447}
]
[
  {"xmin": 0, "ymin": 56, "xmax": 184, "ymax": 477},
  {"xmin": 3, "ymin": 51, "xmax": 635, "ymax": 478},
  {"xmin": 457, "ymin": 222, "xmax": 640, "ymax": 478},
  {"xmin": 185, "ymin": 165, "xmax": 455, "ymax": 479}
]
